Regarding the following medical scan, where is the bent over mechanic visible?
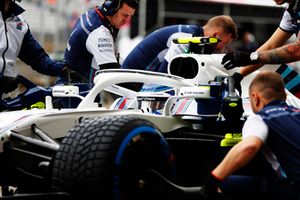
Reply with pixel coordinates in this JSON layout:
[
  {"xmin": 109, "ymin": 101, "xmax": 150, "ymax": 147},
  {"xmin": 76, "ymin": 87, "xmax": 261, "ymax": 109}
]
[{"xmin": 63, "ymin": 0, "xmax": 139, "ymax": 83}]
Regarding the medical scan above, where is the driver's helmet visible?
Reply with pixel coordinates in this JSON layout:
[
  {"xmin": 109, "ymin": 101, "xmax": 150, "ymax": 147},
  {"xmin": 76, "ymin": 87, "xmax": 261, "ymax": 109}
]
[{"xmin": 137, "ymin": 92, "xmax": 171, "ymax": 114}]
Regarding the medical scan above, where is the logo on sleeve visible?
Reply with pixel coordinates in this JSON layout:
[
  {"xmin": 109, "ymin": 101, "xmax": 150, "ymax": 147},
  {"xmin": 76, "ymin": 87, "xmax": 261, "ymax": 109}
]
[
  {"xmin": 14, "ymin": 17, "xmax": 23, "ymax": 31},
  {"xmin": 98, "ymin": 38, "xmax": 113, "ymax": 52}
]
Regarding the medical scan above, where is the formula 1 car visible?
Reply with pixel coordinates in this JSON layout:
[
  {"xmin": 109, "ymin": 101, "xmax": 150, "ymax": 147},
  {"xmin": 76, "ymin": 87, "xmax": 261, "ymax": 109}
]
[
  {"xmin": 0, "ymin": 37, "xmax": 299, "ymax": 200},
  {"xmin": 0, "ymin": 69, "xmax": 241, "ymax": 199}
]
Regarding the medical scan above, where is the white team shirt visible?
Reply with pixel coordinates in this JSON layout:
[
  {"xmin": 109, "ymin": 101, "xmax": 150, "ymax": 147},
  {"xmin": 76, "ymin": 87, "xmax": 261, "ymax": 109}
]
[
  {"xmin": 86, "ymin": 25, "xmax": 117, "ymax": 70},
  {"xmin": 242, "ymin": 114, "xmax": 268, "ymax": 142},
  {"xmin": 164, "ymin": 32, "xmax": 192, "ymax": 63}
]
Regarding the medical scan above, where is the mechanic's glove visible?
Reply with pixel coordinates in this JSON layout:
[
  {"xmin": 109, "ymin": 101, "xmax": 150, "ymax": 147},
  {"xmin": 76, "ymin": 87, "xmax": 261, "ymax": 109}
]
[
  {"xmin": 0, "ymin": 75, "xmax": 19, "ymax": 94},
  {"xmin": 200, "ymin": 173, "xmax": 222, "ymax": 200},
  {"xmin": 232, "ymin": 72, "xmax": 243, "ymax": 96},
  {"xmin": 61, "ymin": 67, "xmax": 86, "ymax": 83},
  {"xmin": 222, "ymin": 51, "xmax": 257, "ymax": 70}
]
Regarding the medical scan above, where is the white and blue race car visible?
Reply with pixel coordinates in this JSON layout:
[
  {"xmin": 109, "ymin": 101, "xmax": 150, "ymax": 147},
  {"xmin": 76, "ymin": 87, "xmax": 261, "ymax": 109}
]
[{"xmin": 0, "ymin": 37, "xmax": 299, "ymax": 200}]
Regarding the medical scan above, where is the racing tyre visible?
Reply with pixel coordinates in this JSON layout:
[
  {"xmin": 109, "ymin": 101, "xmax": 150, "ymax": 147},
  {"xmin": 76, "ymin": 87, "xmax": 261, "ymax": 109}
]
[{"xmin": 51, "ymin": 115, "xmax": 175, "ymax": 200}]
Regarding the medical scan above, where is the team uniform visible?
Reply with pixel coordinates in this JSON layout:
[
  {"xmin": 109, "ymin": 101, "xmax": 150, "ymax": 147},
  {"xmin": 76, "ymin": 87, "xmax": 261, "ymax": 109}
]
[
  {"xmin": 64, "ymin": 7, "xmax": 119, "ymax": 82},
  {"xmin": 222, "ymin": 100, "xmax": 300, "ymax": 199},
  {"xmin": 275, "ymin": 8, "xmax": 300, "ymax": 98},
  {"xmin": 243, "ymin": 100, "xmax": 300, "ymax": 183},
  {"xmin": 0, "ymin": 2, "xmax": 64, "ymax": 79},
  {"xmin": 279, "ymin": 8, "xmax": 300, "ymax": 34},
  {"xmin": 121, "ymin": 24, "xmax": 203, "ymax": 73}
]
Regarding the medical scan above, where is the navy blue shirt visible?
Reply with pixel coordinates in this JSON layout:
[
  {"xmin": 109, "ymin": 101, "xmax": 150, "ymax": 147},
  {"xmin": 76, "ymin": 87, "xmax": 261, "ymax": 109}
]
[
  {"xmin": 257, "ymin": 100, "xmax": 300, "ymax": 183},
  {"xmin": 121, "ymin": 24, "xmax": 203, "ymax": 72},
  {"xmin": 64, "ymin": 7, "xmax": 118, "ymax": 81}
]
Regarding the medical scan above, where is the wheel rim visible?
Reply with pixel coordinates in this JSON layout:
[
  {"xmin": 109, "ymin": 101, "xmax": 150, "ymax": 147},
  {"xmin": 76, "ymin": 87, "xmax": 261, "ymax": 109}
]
[{"xmin": 113, "ymin": 126, "xmax": 174, "ymax": 200}]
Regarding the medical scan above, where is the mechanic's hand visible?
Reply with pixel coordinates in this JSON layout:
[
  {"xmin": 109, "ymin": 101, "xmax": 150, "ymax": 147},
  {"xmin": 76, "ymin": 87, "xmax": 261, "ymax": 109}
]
[
  {"xmin": 0, "ymin": 75, "xmax": 19, "ymax": 94},
  {"xmin": 61, "ymin": 67, "xmax": 86, "ymax": 83},
  {"xmin": 222, "ymin": 51, "xmax": 254, "ymax": 70},
  {"xmin": 232, "ymin": 72, "xmax": 243, "ymax": 96},
  {"xmin": 200, "ymin": 173, "xmax": 222, "ymax": 200}
]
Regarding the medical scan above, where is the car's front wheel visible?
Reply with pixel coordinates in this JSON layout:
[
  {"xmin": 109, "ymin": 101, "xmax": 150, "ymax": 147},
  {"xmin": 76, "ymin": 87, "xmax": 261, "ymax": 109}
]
[{"xmin": 51, "ymin": 115, "xmax": 175, "ymax": 200}]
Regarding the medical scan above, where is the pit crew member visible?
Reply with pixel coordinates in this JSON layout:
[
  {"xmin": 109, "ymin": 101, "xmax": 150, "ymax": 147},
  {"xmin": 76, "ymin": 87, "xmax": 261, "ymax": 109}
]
[
  {"xmin": 121, "ymin": 15, "xmax": 237, "ymax": 73},
  {"xmin": 63, "ymin": 0, "xmax": 139, "ymax": 83},
  {"xmin": 201, "ymin": 71, "xmax": 300, "ymax": 200},
  {"xmin": 0, "ymin": 0, "xmax": 69, "ymax": 94}
]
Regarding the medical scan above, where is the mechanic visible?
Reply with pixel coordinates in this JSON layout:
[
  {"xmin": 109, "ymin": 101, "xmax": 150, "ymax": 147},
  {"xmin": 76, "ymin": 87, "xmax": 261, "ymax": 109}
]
[
  {"xmin": 63, "ymin": 0, "xmax": 139, "ymax": 83},
  {"xmin": 200, "ymin": 71, "xmax": 300, "ymax": 200},
  {"xmin": 222, "ymin": 0, "xmax": 300, "ymax": 96},
  {"xmin": 121, "ymin": 15, "xmax": 238, "ymax": 73},
  {"xmin": 0, "ymin": 0, "xmax": 75, "ymax": 94}
]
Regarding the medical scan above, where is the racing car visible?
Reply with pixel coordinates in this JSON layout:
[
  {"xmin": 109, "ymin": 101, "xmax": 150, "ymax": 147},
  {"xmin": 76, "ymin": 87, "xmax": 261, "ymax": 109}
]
[
  {"xmin": 0, "ymin": 70, "xmax": 242, "ymax": 199},
  {"xmin": 0, "ymin": 37, "xmax": 299, "ymax": 200}
]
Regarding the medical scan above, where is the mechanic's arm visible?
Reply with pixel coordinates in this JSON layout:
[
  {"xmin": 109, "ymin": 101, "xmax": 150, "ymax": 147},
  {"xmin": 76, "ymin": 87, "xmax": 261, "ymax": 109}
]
[
  {"xmin": 212, "ymin": 136, "xmax": 263, "ymax": 181},
  {"xmin": 87, "ymin": 26, "xmax": 119, "ymax": 72},
  {"xmin": 18, "ymin": 28, "xmax": 65, "ymax": 76},
  {"xmin": 200, "ymin": 115, "xmax": 267, "ymax": 199},
  {"xmin": 240, "ymin": 28, "xmax": 292, "ymax": 77},
  {"xmin": 256, "ymin": 36, "xmax": 300, "ymax": 64}
]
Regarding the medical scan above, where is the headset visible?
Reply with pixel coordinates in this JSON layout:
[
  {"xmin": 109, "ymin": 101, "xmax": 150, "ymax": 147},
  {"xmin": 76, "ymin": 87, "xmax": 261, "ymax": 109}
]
[{"xmin": 100, "ymin": 0, "xmax": 122, "ymax": 16}]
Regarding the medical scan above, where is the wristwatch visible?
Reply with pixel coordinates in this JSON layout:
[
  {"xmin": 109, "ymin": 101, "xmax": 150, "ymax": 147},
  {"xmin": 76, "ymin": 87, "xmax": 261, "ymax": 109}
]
[{"xmin": 250, "ymin": 52, "xmax": 259, "ymax": 62}]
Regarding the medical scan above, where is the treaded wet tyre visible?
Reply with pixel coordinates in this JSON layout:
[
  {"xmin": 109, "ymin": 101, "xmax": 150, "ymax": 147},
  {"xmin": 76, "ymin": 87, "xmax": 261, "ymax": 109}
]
[{"xmin": 51, "ymin": 115, "xmax": 175, "ymax": 200}]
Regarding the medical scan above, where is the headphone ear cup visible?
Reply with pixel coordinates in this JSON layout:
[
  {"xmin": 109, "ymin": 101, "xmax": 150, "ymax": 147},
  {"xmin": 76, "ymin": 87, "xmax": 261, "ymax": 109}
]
[{"xmin": 101, "ymin": 0, "xmax": 119, "ymax": 16}]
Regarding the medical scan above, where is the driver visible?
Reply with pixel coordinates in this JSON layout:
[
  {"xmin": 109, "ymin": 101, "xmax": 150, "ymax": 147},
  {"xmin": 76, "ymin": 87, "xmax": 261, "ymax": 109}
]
[
  {"xmin": 0, "ymin": 0, "xmax": 70, "ymax": 94},
  {"xmin": 121, "ymin": 15, "xmax": 237, "ymax": 73},
  {"xmin": 222, "ymin": 0, "xmax": 300, "ymax": 97}
]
